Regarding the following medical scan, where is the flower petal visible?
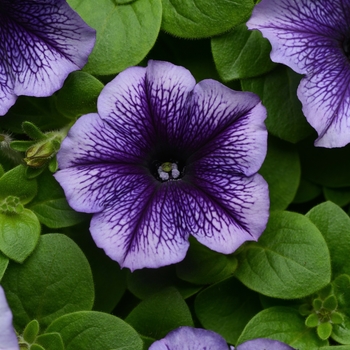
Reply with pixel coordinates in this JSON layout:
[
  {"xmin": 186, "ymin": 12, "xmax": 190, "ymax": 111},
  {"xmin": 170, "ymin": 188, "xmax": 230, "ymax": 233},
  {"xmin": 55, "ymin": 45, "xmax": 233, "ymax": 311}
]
[
  {"xmin": 236, "ymin": 338, "xmax": 294, "ymax": 350},
  {"xmin": 90, "ymin": 180, "xmax": 191, "ymax": 271},
  {"xmin": 298, "ymin": 58, "xmax": 350, "ymax": 147},
  {"xmin": 0, "ymin": 0, "xmax": 96, "ymax": 115},
  {"xmin": 184, "ymin": 172, "xmax": 269, "ymax": 253},
  {"xmin": 149, "ymin": 326, "xmax": 229, "ymax": 350},
  {"xmin": 184, "ymin": 80, "xmax": 267, "ymax": 176},
  {"xmin": 0, "ymin": 286, "xmax": 19, "ymax": 350},
  {"xmin": 247, "ymin": 0, "xmax": 348, "ymax": 74}
]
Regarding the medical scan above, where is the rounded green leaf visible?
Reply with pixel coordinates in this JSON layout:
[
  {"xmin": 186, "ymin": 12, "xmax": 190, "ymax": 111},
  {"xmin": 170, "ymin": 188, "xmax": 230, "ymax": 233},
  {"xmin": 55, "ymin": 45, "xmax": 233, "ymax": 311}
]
[
  {"xmin": 293, "ymin": 178, "xmax": 322, "ymax": 204},
  {"xmin": 161, "ymin": 0, "xmax": 253, "ymax": 38},
  {"xmin": 0, "ymin": 165, "xmax": 37, "ymax": 204},
  {"xmin": 237, "ymin": 307, "xmax": 328, "ymax": 349},
  {"xmin": 241, "ymin": 65, "xmax": 314, "ymax": 143},
  {"xmin": 125, "ymin": 287, "xmax": 193, "ymax": 339},
  {"xmin": 194, "ymin": 277, "xmax": 262, "ymax": 344},
  {"xmin": 323, "ymin": 187, "xmax": 350, "ymax": 207},
  {"xmin": 235, "ymin": 211, "xmax": 331, "ymax": 299},
  {"xmin": 47, "ymin": 311, "xmax": 142, "ymax": 350},
  {"xmin": 0, "ymin": 209, "xmax": 40, "ymax": 263},
  {"xmin": 68, "ymin": 0, "xmax": 162, "ymax": 75},
  {"xmin": 212, "ymin": 24, "xmax": 276, "ymax": 81},
  {"xmin": 306, "ymin": 202, "xmax": 350, "ymax": 277},
  {"xmin": 318, "ymin": 322, "xmax": 333, "ymax": 341},
  {"xmin": 23, "ymin": 319, "xmax": 40, "ymax": 344},
  {"xmin": 55, "ymin": 71, "xmax": 104, "ymax": 118},
  {"xmin": 1, "ymin": 234, "xmax": 94, "ymax": 331},
  {"xmin": 36, "ymin": 333, "xmax": 64, "ymax": 350},
  {"xmin": 259, "ymin": 136, "xmax": 300, "ymax": 211}
]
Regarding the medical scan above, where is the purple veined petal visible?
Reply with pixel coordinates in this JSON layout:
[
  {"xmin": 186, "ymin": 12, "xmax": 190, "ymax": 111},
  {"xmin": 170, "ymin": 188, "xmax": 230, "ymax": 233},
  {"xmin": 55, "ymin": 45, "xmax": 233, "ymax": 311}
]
[
  {"xmin": 246, "ymin": 0, "xmax": 348, "ymax": 75},
  {"xmin": 236, "ymin": 338, "xmax": 295, "ymax": 350},
  {"xmin": 297, "ymin": 57, "xmax": 350, "ymax": 148},
  {"xmin": 183, "ymin": 172, "xmax": 269, "ymax": 253},
  {"xmin": 149, "ymin": 326, "xmax": 230, "ymax": 350},
  {"xmin": 0, "ymin": 0, "xmax": 96, "ymax": 115},
  {"xmin": 90, "ymin": 180, "xmax": 191, "ymax": 271},
  {"xmin": 184, "ymin": 80, "xmax": 267, "ymax": 176},
  {"xmin": 0, "ymin": 286, "xmax": 19, "ymax": 350},
  {"xmin": 145, "ymin": 60, "xmax": 196, "ymax": 144}
]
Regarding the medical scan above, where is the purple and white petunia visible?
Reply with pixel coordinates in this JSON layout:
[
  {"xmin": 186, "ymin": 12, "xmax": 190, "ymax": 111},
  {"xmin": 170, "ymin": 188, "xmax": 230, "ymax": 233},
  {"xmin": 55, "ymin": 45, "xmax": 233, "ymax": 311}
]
[
  {"xmin": 247, "ymin": 0, "xmax": 350, "ymax": 148},
  {"xmin": 0, "ymin": 286, "xmax": 19, "ymax": 350},
  {"xmin": 148, "ymin": 326, "xmax": 295, "ymax": 350},
  {"xmin": 54, "ymin": 60, "xmax": 269, "ymax": 271},
  {"xmin": 0, "ymin": 0, "xmax": 96, "ymax": 116}
]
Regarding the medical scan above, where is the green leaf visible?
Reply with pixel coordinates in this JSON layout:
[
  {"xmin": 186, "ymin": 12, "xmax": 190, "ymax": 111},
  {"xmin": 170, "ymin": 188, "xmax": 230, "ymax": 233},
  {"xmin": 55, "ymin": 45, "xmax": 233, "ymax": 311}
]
[
  {"xmin": 29, "ymin": 170, "xmax": 87, "ymax": 228},
  {"xmin": 293, "ymin": 178, "xmax": 322, "ymax": 204},
  {"xmin": 125, "ymin": 287, "xmax": 193, "ymax": 339},
  {"xmin": 237, "ymin": 307, "xmax": 328, "ymax": 349},
  {"xmin": 23, "ymin": 319, "xmax": 40, "ymax": 344},
  {"xmin": 55, "ymin": 71, "xmax": 104, "ymax": 118},
  {"xmin": 259, "ymin": 136, "xmax": 300, "ymax": 211},
  {"xmin": 318, "ymin": 322, "xmax": 333, "ymax": 340},
  {"xmin": 235, "ymin": 211, "xmax": 331, "ymax": 299},
  {"xmin": 47, "ymin": 311, "xmax": 143, "ymax": 350},
  {"xmin": 211, "ymin": 24, "xmax": 276, "ymax": 81},
  {"xmin": 1, "ymin": 234, "xmax": 94, "ymax": 331},
  {"xmin": 36, "ymin": 333, "xmax": 64, "ymax": 350},
  {"xmin": 0, "ymin": 165, "xmax": 37, "ymax": 204},
  {"xmin": 22, "ymin": 122, "xmax": 46, "ymax": 140},
  {"xmin": 68, "ymin": 0, "xmax": 162, "ymax": 76},
  {"xmin": 176, "ymin": 238, "xmax": 238, "ymax": 285},
  {"xmin": 194, "ymin": 277, "xmax": 262, "ymax": 344},
  {"xmin": 0, "ymin": 209, "xmax": 40, "ymax": 263},
  {"xmin": 127, "ymin": 265, "xmax": 201, "ymax": 300},
  {"xmin": 161, "ymin": 0, "xmax": 254, "ymax": 38},
  {"xmin": 241, "ymin": 65, "xmax": 314, "ymax": 143},
  {"xmin": 306, "ymin": 202, "xmax": 350, "ymax": 277}
]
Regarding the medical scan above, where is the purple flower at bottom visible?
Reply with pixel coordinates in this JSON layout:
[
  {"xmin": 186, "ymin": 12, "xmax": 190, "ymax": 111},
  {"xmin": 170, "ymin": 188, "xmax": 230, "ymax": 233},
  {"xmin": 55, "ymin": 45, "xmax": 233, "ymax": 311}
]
[
  {"xmin": 0, "ymin": 0, "xmax": 96, "ymax": 116},
  {"xmin": 0, "ymin": 286, "xmax": 19, "ymax": 350},
  {"xmin": 247, "ymin": 0, "xmax": 350, "ymax": 148},
  {"xmin": 148, "ymin": 327, "xmax": 295, "ymax": 350},
  {"xmin": 54, "ymin": 60, "xmax": 269, "ymax": 271}
]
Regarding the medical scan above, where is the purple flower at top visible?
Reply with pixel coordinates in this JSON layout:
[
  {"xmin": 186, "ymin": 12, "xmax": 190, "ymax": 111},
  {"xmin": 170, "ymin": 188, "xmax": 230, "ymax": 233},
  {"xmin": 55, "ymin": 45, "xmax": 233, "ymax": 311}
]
[
  {"xmin": 247, "ymin": 0, "xmax": 350, "ymax": 148},
  {"xmin": 0, "ymin": 0, "xmax": 96, "ymax": 116},
  {"xmin": 148, "ymin": 327, "xmax": 295, "ymax": 350},
  {"xmin": 54, "ymin": 60, "xmax": 269, "ymax": 271},
  {"xmin": 0, "ymin": 286, "xmax": 19, "ymax": 350}
]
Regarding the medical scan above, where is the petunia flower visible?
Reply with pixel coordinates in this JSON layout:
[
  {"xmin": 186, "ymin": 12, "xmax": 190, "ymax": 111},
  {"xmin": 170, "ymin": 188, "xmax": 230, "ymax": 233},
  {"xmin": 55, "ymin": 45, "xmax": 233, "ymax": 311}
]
[
  {"xmin": 148, "ymin": 327, "xmax": 231, "ymax": 349},
  {"xmin": 54, "ymin": 60, "xmax": 269, "ymax": 271},
  {"xmin": 0, "ymin": 286, "xmax": 19, "ymax": 350},
  {"xmin": 0, "ymin": 0, "xmax": 96, "ymax": 116},
  {"xmin": 148, "ymin": 327, "xmax": 295, "ymax": 350},
  {"xmin": 247, "ymin": 0, "xmax": 350, "ymax": 148}
]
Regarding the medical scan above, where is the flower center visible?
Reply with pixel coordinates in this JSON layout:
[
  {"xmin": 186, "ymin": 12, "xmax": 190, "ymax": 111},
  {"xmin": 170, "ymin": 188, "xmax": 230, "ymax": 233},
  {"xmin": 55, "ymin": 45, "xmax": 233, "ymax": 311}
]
[
  {"xmin": 157, "ymin": 162, "xmax": 181, "ymax": 181},
  {"xmin": 343, "ymin": 37, "xmax": 350, "ymax": 58}
]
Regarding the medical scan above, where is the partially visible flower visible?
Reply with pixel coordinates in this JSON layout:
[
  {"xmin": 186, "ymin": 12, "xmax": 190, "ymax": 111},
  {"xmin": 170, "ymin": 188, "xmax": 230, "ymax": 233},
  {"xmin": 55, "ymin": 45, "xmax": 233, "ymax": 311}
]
[
  {"xmin": 54, "ymin": 60, "xmax": 269, "ymax": 271},
  {"xmin": 148, "ymin": 327, "xmax": 295, "ymax": 350},
  {"xmin": 247, "ymin": 0, "xmax": 350, "ymax": 148},
  {"xmin": 148, "ymin": 327, "xmax": 230, "ymax": 350},
  {"xmin": 0, "ymin": 0, "xmax": 96, "ymax": 116},
  {"xmin": 0, "ymin": 285, "xmax": 19, "ymax": 350}
]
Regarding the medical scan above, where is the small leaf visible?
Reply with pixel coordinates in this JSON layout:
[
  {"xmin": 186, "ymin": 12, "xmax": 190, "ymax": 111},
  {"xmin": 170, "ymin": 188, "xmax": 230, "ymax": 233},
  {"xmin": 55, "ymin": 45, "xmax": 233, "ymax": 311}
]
[
  {"xmin": 317, "ymin": 322, "xmax": 332, "ymax": 340},
  {"xmin": 23, "ymin": 319, "xmax": 40, "ymax": 344},
  {"xmin": 47, "ymin": 311, "xmax": 143, "ymax": 350},
  {"xmin": 22, "ymin": 122, "xmax": 46, "ymax": 140},
  {"xmin": 36, "ymin": 332, "xmax": 65, "ymax": 350},
  {"xmin": 0, "ymin": 209, "xmax": 40, "ymax": 263},
  {"xmin": 306, "ymin": 314, "xmax": 319, "ymax": 328},
  {"xmin": 323, "ymin": 295, "xmax": 338, "ymax": 311}
]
